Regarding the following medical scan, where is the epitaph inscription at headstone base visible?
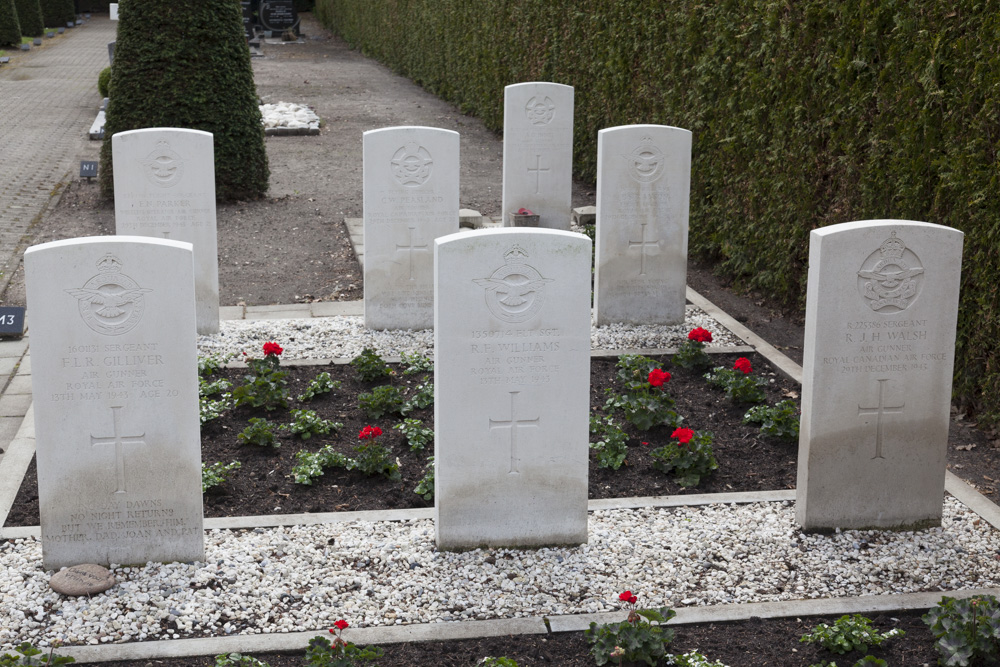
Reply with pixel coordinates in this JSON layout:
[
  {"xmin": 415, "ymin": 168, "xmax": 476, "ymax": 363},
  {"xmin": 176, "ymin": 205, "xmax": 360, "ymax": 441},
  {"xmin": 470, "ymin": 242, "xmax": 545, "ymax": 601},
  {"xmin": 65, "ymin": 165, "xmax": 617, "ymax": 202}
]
[
  {"xmin": 363, "ymin": 126, "xmax": 459, "ymax": 330},
  {"xmin": 25, "ymin": 236, "xmax": 204, "ymax": 569},
  {"xmin": 113, "ymin": 128, "xmax": 220, "ymax": 335},
  {"xmin": 501, "ymin": 82, "xmax": 574, "ymax": 230},
  {"xmin": 434, "ymin": 228, "xmax": 591, "ymax": 549},
  {"xmin": 594, "ymin": 124, "xmax": 692, "ymax": 326},
  {"xmin": 796, "ymin": 220, "xmax": 963, "ymax": 531}
]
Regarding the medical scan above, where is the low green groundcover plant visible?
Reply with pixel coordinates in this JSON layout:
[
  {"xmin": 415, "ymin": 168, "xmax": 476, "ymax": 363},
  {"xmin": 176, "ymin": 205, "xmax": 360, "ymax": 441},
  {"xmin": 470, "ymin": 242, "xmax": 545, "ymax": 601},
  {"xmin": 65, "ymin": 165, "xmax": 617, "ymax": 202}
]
[
  {"xmin": 477, "ymin": 657, "xmax": 517, "ymax": 666},
  {"xmin": 351, "ymin": 347, "xmax": 391, "ymax": 382},
  {"xmin": 298, "ymin": 371, "xmax": 339, "ymax": 402},
  {"xmin": 743, "ymin": 399, "xmax": 800, "ymax": 439},
  {"xmin": 923, "ymin": 594, "xmax": 1000, "ymax": 666},
  {"xmin": 807, "ymin": 657, "xmax": 887, "ymax": 667},
  {"xmin": 293, "ymin": 426, "xmax": 399, "ymax": 484},
  {"xmin": 401, "ymin": 379, "xmax": 434, "ymax": 414},
  {"xmin": 704, "ymin": 357, "xmax": 768, "ymax": 403},
  {"xmin": 394, "ymin": 417, "xmax": 433, "ymax": 451},
  {"xmin": 202, "ymin": 460, "xmax": 241, "ymax": 492},
  {"xmin": 232, "ymin": 342, "xmax": 289, "ymax": 411},
  {"xmin": 589, "ymin": 414, "xmax": 629, "ymax": 470},
  {"xmin": 800, "ymin": 614, "xmax": 905, "ymax": 655},
  {"xmin": 359, "ymin": 385, "xmax": 405, "ymax": 420},
  {"xmin": 0, "ymin": 642, "xmax": 75, "ymax": 665},
  {"xmin": 400, "ymin": 351, "xmax": 433, "ymax": 375},
  {"xmin": 586, "ymin": 591, "xmax": 676, "ymax": 666},
  {"xmin": 650, "ymin": 427, "xmax": 717, "ymax": 488},
  {"xmin": 413, "ymin": 456, "xmax": 435, "ymax": 500},
  {"xmin": 238, "ymin": 417, "xmax": 281, "ymax": 448},
  {"xmin": 667, "ymin": 650, "xmax": 731, "ymax": 666},
  {"xmin": 287, "ymin": 409, "xmax": 342, "ymax": 440}
]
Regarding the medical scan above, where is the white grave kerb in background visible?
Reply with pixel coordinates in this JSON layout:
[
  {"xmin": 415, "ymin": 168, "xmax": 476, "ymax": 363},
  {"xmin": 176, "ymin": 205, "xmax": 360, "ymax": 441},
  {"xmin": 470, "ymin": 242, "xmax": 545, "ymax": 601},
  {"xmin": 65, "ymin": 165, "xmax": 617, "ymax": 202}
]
[
  {"xmin": 363, "ymin": 126, "xmax": 459, "ymax": 330},
  {"xmin": 594, "ymin": 124, "xmax": 692, "ymax": 326},
  {"xmin": 113, "ymin": 128, "xmax": 219, "ymax": 335},
  {"xmin": 110, "ymin": 3, "xmax": 118, "ymax": 20},
  {"xmin": 25, "ymin": 236, "xmax": 204, "ymax": 569},
  {"xmin": 501, "ymin": 82, "xmax": 574, "ymax": 230},
  {"xmin": 434, "ymin": 228, "xmax": 591, "ymax": 549},
  {"xmin": 796, "ymin": 219, "xmax": 963, "ymax": 531}
]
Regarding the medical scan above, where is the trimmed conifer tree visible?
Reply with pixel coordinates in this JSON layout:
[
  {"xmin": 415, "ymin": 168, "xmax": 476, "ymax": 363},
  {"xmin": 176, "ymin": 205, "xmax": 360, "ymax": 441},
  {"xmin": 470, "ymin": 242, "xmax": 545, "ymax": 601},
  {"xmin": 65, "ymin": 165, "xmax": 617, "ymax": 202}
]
[
  {"xmin": 39, "ymin": 0, "xmax": 73, "ymax": 27},
  {"xmin": 13, "ymin": 0, "xmax": 43, "ymax": 37},
  {"xmin": 99, "ymin": 0, "xmax": 269, "ymax": 200},
  {"xmin": 0, "ymin": 0, "xmax": 21, "ymax": 47}
]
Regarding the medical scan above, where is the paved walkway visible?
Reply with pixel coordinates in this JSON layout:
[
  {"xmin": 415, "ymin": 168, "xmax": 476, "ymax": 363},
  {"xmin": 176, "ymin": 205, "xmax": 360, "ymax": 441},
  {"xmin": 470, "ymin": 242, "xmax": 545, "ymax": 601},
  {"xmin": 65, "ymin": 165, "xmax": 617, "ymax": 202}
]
[{"xmin": 0, "ymin": 16, "xmax": 114, "ymax": 298}]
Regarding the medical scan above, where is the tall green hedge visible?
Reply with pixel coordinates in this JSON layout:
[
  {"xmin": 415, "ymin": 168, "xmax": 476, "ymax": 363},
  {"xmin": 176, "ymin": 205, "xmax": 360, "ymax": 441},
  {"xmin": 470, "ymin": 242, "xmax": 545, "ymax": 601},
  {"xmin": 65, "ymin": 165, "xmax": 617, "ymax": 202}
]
[
  {"xmin": 39, "ymin": 0, "xmax": 73, "ymax": 26},
  {"xmin": 13, "ymin": 0, "xmax": 43, "ymax": 36},
  {"xmin": 315, "ymin": 0, "xmax": 1000, "ymax": 424},
  {"xmin": 0, "ymin": 0, "xmax": 19, "ymax": 46},
  {"xmin": 99, "ymin": 0, "xmax": 269, "ymax": 200}
]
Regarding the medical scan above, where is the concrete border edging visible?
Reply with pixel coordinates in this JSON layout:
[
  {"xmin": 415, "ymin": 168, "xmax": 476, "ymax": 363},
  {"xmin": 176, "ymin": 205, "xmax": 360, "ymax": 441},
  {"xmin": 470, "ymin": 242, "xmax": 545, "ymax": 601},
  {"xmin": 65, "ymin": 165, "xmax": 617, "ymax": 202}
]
[{"xmin": 0, "ymin": 404, "xmax": 36, "ymax": 527}]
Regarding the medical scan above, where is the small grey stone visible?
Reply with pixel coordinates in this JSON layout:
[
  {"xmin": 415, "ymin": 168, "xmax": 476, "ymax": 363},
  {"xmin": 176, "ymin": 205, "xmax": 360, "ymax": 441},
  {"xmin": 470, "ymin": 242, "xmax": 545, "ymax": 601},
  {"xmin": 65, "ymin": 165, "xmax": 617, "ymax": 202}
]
[{"xmin": 50, "ymin": 564, "xmax": 115, "ymax": 596}]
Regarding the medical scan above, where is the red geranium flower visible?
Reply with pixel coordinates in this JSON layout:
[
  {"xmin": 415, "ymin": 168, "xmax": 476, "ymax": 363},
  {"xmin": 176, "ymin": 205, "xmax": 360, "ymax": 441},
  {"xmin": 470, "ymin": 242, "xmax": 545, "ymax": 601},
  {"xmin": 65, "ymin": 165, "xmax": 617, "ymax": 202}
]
[
  {"xmin": 333, "ymin": 619, "xmax": 349, "ymax": 630},
  {"xmin": 671, "ymin": 427, "xmax": 695, "ymax": 444},
  {"xmin": 648, "ymin": 368, "xmax": 670, "ymax": 387},
  {"xmin": 263, "ymin": 341, "xmax": 283, "ymax": 357},
  {"xmin": 733, "ymin": 357, "xmax": 752, "ymax": 374},
  {"xmin": 688, "ymin": 327, "xmax": 713, "ymax": 343},
  {"xmin": 619, "ymin": 591, "xmax": 637, "ymax": 604},
  {"xmin": 359, "ymin": 425, "xmax": 382, "ymax": 440}
]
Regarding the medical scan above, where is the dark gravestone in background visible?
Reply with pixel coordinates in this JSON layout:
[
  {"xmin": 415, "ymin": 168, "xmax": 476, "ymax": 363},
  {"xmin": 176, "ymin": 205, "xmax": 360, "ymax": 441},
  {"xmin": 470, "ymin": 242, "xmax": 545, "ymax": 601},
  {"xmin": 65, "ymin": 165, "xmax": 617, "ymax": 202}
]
[
  {"xmin": 240, "ymin": 1, "xmax": 252, "ymax": 40},
  {"xmin": 259, "ymin": 0, "xmax": 298, "ymax": 35},
  {"xmin": 0, "ymin": 307, "xmax": 26, "ymax": 337}
]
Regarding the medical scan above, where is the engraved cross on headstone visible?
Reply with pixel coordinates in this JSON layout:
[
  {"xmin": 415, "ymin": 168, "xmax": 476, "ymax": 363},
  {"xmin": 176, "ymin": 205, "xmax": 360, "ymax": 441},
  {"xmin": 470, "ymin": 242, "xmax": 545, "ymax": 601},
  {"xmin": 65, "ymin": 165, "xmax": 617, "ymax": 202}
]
[
  {"xmin": 395, "ymin": 226, "xmax": 429, "ymax": 281},
  {"xmin": 489, "ymin": 391, "xmax": 539, "ymax": 474},
  {"xmin": 91, "ymin": 405, "xmax": 146, "ymax": 494},
  {"xmin": 527, "ymin": 155, "xmax": 550, "ymax": 195},
  {"xmin": 857, "ymin": 378, "xmax": 904, "ymax": 460},
  {"xmin": 627, "ymin": 223, "xmax": 658, "ymax": 276}
]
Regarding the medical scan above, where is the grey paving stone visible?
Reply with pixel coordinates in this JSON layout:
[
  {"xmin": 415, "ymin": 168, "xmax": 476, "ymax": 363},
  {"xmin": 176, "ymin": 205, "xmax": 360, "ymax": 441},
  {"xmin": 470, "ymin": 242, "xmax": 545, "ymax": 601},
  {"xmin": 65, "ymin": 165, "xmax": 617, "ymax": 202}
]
[{"xmin": 0, "ymin": 394, "xmax": 31, "ymax": 417}]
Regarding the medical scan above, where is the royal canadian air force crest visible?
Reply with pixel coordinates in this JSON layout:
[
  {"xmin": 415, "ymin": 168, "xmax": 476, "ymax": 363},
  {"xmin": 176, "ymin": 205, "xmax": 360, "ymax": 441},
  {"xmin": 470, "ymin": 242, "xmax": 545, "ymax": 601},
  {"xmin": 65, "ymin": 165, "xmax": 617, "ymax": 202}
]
[
  {"xmin": 390, "ymin": 142, "xmax": 433, "ymax": 187},
  {"xmin": 474, "ymin": 245, "xmax": 553, "ymax": 323},
  {"xmin": 66, "ymin": 254, "xmax": 152, "ymax": 335},
  {"xmin": 857, "ymin": 231, "xmax": 924, "ymax": 313},
  {"xmin": 140, "ymin": 140, "xmax": 184, "ymax": 188},
  {"xmin": 623, "ymin": 136, "xmax": 666, "ymax": 184}
]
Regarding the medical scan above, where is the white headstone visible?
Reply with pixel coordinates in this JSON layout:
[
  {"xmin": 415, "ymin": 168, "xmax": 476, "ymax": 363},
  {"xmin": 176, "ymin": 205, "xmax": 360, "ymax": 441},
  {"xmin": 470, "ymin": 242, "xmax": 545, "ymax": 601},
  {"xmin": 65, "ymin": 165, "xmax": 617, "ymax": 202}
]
[
  {"xmin": 796, "ymin": 220, "xmax": 963, "ymax": 531},
  {"xmin": 110, "ymin": 3, "xmax": 118, "ymax": 20},
  {"xmin": 501, "ymin": 82, "xmax": 574, "ymax": 230},
  {"xmin": 363, "ymin": 126, "xmax": 460, "ymax": 330},
  {"xmin": 434, "ymin": 228, "xmax": 591, "ymax": 549},
  {"xmin": 25, "ymin": 236, "xmax": 204, "ymax": 569},
  {"xmin": 112, "ymin": 128, "xmax": 220, "ymax": 335},
  {"xmin": 593, "ymin": 125, "xmax": 691, "ymax": 326}
]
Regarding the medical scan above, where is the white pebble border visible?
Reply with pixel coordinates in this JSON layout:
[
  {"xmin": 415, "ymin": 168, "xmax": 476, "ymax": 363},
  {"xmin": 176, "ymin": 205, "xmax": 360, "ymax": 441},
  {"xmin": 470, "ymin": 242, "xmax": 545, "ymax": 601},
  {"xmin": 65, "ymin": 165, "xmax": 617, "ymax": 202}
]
[
  {"xmin": 1, "ymin": 497, "xmax": 998, "ymax": 650},
  {"xmin": 197, "ymin": 305, "xmax": 743, "ymax": 361},
  {"xmin": 259, "ymin": 101, "xmax": 320, "ymax": 131}
]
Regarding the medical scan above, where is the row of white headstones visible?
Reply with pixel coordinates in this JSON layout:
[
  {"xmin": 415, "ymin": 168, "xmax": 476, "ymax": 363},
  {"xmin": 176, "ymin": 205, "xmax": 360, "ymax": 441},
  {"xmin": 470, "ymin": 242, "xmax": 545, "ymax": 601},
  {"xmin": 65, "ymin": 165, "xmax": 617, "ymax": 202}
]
[{"xmin": 23, "ymin": 86, "xmax": 963, "ymax": 570}]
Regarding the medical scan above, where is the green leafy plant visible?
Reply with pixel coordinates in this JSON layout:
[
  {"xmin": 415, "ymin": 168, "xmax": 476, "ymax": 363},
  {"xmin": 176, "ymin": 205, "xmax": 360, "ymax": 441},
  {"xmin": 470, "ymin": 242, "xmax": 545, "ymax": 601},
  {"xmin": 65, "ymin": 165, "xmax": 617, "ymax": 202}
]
[
  {"xmin": 605, "ymin": 366, "xmax": 680, "ymax": 431},
  {"xmin": 200, "ymin": 394, "xmax": 233, "ymax": 425},
  {"xmin": 743, "ymin": 399, "xmax": 800, "ymax": 439},
  {"xmin": 352, "ymin": 425, "xmax": 399, "ymax": 479},
  {"xmin": 668, "ymin": 650, "xmax": 731, "ymax": 667},
  {"xmin": 0, "ymin": 642, "xmax": 75, "ymax": 665},
  {"xmin": 292, "ymin": 444, "xmax": 349, "ymax": 485},
  {"xmin": 394, "ymin": 418, "xmax": 433, "ymax": 451},
  {"xmin": 305, "ymin": 620, "xmax": 383, "ymax": 666},
  {"xmin": 238, "ymin": 417, "xmax": 281, "ymax": 448},
  {"xmin": 214, "ymin": 654, "xmax": 271, "ymax": 667},
  {"xmin": 704, "ymin": 357, "xmax": 768, "ymax": 403},
  {"xmin": 351, "ymin": 347, "xmax": 391, "ymax": 382},
  {"xmin": 477, "ymin": 658, "xmax": 518, "ymax": 667},
  {"xmin": 800, "ymin": 614, "xmax": 905, "ymax": 656},
  {"xmin": 923, "ymin": 594, "xmax": 1000, "ymax": 666},
  {"xmin": 199, "ymin": 353, "xmax": 232, "ymax": 378},
  {"xmin": 414, "ymin": 456, "xmax": 435, "ymax": 501},
  {"xmin": 586, "ymin": 591, "xmax": 676, "ymax": 666},
  {"xmin": 298, "ymin": 372, "xmax": 340, "ymax": 402},
  {"xmin": 650, "ymin": 428, "xmax": 717, "ymax": 487},
  {"xmin": 288, "ymin": 409, "xmax": 342, "ymax": 440},
  {"xmin": 359, "ymin": 385, "xmax": 405, "ymax": 419},
  {"xmin": 202, "ymin": 460, "xmax": 241, "ymax": 492},
  {"xmin": 807, "ymin": 657, "xmax": 886, "ymax": 667},
  {"xmin": 589, "ymin": 414, "xmax": 629, "ymax": 470},
  {"xmin": 401, "ymin": 351, "xmax": 433, "ymax": 375},
  {"xmin": 401, "ymin": 379, "xmax": 434, "ymax": 414},
  {"xmin": 615, "ymin": 354, "xmax": 662, "ymax": 393},
  {"xmin": 232, "ymin": 342, "xmax": 289, "ymax": 411},
  {"xmin": 673, "ymin": 327, "xmax": 715, "ymax": 371}
]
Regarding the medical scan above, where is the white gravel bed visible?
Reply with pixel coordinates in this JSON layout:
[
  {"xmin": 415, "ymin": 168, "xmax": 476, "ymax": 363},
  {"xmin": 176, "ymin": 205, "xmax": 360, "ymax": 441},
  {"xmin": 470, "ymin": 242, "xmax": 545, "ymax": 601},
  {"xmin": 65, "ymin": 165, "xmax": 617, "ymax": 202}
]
[
  {"xmin": 197, "ymin": 306, "xmax": 744, "ymax": 361},
  {"xmin": 2, "ymin": 497, "xmax": 997, "ymax": 650},
  {"xmin": 259, "ymin": 101, "xmax": 320, "ymax": 131}
]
